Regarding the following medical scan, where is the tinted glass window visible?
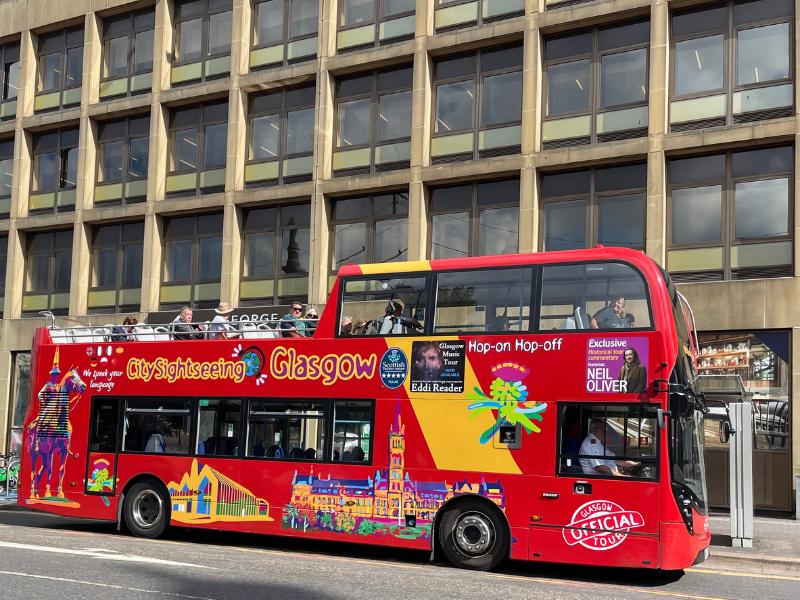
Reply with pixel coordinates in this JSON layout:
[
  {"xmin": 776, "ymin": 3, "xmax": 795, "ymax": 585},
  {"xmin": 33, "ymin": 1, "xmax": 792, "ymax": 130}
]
[
  {"xmin": 247, "ymin": 400, "xmax": 325, "ymax": 460},
  {"xmin": 435, "ymin": 267, "xmax": 532, "ymax": 334},
  {"xmin": 559, "ymin": 403, "xmax": 658, "ymax": 479},
  {"xmin": 539, "ymin": 262, "xmax": 652, "ymax": 331},
  {"xmin": 340, "ymin": 276, "xmax": 427, "ymax": 336}
]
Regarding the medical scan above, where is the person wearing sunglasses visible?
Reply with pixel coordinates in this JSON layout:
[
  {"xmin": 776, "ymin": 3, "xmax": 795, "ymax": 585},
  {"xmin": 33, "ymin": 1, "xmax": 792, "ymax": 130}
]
[{"xmin": 280, "ymin": 303, "xmax": 307, "ymax": 338}]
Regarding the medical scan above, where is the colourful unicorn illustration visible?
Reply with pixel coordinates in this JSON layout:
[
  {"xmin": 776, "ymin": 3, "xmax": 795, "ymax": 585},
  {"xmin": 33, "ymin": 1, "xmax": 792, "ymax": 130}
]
[
  {"xmin": 467, "ymin": 362, "xmax": 547, "ymax": 444},
  {"xmin": 27, "ymin": 348, "xmax": 86, "ymax": 500}
]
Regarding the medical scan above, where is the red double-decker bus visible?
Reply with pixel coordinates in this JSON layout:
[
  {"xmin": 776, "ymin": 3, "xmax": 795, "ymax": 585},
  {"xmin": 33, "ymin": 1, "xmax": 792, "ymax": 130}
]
[{"xmin": 19, "ymin": 247, "xmax": 709, "ymax": 572}]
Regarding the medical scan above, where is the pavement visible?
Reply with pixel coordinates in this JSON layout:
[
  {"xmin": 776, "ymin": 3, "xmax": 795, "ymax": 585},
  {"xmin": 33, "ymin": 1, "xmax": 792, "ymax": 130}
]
[
  {"xmin": 1, "ymin": 494, "xmax": 798, "ymax": 576},
  {"xmin": 707, "ymin": 512, "xmax": 800, "ymax": 576}
]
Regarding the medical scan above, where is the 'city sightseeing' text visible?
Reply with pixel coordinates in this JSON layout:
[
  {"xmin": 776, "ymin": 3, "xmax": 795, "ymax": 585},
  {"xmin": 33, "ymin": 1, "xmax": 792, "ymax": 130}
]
[{"xmin": 127, "ymin": 357, "xmax": 246, "ymax": 383}]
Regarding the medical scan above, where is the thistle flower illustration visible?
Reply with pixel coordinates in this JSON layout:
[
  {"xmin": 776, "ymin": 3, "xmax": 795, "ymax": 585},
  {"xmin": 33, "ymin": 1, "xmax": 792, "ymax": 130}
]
[{"xmin": 467, "ymin": 362, "xmax": 547, "ymax": 444}]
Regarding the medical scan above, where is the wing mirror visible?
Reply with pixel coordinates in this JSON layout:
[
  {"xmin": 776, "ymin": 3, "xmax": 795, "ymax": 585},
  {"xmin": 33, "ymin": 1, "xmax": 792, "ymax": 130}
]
[{"xmin": 719, "ymin": 420, "xmax": 732, "ymax": 444}]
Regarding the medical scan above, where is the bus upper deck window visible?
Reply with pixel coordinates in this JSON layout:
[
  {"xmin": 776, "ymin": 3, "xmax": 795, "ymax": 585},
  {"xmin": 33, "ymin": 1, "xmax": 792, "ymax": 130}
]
[
  {"xmin": 539, "ymin": 262, "xmax": 652, "ymax": 331},
  {"xmin": 340, "ymin": 276, "xmax": 427, "ymax": 336},
  {"xmin": 434, "ymin": 267, "xmax": 533, "ymax": 335}
]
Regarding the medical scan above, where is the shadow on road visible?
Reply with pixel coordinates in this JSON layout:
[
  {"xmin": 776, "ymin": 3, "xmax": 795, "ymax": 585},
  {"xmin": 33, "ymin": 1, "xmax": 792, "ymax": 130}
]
[
  {"xmin": 123, "ymin": 564, "xmax": 345, "ymax": 600},
  {"xmin": 0, "ymin": 506, "xmax": 685, "ymax": 589}
]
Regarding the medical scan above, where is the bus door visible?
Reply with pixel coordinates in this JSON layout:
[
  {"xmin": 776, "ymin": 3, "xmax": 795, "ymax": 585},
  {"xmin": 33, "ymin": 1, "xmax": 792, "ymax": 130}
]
[
  {"xmin": 85, "ymin": 397, "xmax": 120, "ymax": 503},
  {"xmin": 530, "ymin": 403, "xmax": 661, "ymax": 568}
]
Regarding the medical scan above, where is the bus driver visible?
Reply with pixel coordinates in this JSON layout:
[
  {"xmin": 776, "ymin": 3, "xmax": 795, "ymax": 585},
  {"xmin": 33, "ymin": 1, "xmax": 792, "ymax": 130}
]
[{"xmin": 579, "ymin": 419, "xmax": 640, "ymax": 476}]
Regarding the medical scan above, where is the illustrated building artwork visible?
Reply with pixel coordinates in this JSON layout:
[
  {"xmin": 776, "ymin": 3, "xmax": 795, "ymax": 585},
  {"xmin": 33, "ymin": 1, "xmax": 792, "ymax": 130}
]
[
  {"xmin": 167, "ymin": 459, "xmax": 272, "ymax": 524},
  {"xmin": 284, "ymin": 408, "xmax": 505, "ymax": 538}
]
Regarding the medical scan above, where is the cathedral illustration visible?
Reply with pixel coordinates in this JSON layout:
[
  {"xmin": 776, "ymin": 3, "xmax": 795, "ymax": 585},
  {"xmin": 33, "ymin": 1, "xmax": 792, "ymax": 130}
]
[{"xmin": 286, "ymin": 409, "xmax": 505, "ymax": 534}]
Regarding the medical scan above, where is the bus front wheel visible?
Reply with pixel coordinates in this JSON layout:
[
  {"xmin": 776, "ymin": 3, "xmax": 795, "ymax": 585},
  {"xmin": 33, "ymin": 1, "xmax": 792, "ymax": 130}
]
[
  {"xmin": 438, "ymin": 499, "xmax": 508, "ymax": 571},
  {"xmin": 123, "ymin": 481, "xmax": 169, "ymax": 539}
]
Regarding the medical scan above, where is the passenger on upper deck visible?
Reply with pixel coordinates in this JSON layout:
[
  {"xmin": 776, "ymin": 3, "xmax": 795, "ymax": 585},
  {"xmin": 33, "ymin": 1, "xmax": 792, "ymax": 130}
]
[
  {"xmin": 280, "ymin": 302, "xmax": 307, "ymax": 338},
  {"xmin": 208, "ymin": 302, "xmax": 240, "ymax": 339},
  {"xmin": 378, "ymin": 299, "xmax": 422, "ymax": 335},
  {"xmin": 339, "ymin": 316, "xmax": 353, "ymax": 335},
  {"xmin": 591, "ymin": 296, "xmax": 631, "ymax": 329},
  {"xmin": 304, "ymin": 307, "xmax": 318, "ymax": 334},
  {"xmin": 172, "ymin": 306, "xmax": 205, "ymax": 340},
  {"xmin": 111, "ymin": 315, "xmax": 138, "ymax": 341}
]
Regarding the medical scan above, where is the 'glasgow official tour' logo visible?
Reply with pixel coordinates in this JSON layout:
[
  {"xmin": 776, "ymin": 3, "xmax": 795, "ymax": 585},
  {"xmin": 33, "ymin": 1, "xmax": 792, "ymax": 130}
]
[
  {"xmin": 562, "ymin": 500, "xmax": 644, "ymax": 551},
  {"xmin": 380, "ymin": 347, "xmax": 408, "ymax": 389}
]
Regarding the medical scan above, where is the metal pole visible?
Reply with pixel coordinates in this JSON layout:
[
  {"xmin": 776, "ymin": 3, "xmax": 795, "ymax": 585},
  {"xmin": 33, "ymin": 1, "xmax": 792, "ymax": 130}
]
[
  {"xmin": 795, "ymin": 474, "xmax": 799, "ymax": 521},
  {"xmin": 729, "ymin": 402, "xmax": 753, "ymax": 547}
]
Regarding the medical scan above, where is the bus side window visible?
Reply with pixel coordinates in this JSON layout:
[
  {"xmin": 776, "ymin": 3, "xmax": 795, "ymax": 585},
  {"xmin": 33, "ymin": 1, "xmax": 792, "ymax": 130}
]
[
  {"xmin": 331, "ymin": 401, "xmax": 372, "ymax": 463},
  {"xmin": 123, "ymin": 399, "xmax": 191, "ymax": 455},
  {"xmin": 539, "ymin": 262, "xmax": 652, "ymax": 331},
  {"xmin": 434, "ymin": 267, "xmax": 532, "ymax": 334},
  {"xmin": 339, "ymin": 276, "xmax": 428, "ymax": 337},
  {"xmin": 247, "ymin": 400, "xmax": 325, "ymax": 461},
  {"xmin": 558, "ymin": 403, "xmax": 658, "ymax": 480},
  {"xmin": 89, "ymin": 398, "xmax": 119, "ymax": 453},
  {"xmin": 196, "ymin": 398, "xmax": 241, "ymax": 457}
]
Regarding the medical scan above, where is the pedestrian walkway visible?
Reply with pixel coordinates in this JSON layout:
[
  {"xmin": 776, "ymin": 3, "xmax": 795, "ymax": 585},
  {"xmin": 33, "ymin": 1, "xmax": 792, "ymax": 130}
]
[{"xmin": 706, "ymin": 513, "xmax": 800, "ymax": 575}]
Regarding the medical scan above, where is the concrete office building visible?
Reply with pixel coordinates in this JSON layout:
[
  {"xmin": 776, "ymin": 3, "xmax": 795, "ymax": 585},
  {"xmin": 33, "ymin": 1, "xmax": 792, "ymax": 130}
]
[{"xmin": 0, "ymin": 0, "xmax": 797, "ymax": 512}]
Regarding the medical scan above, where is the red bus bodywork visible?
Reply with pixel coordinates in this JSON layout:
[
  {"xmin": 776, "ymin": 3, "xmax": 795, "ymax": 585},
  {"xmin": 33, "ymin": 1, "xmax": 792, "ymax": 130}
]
[{"xmin": 19, "ymin": 247, "xmax": 709, "ymax": 571}]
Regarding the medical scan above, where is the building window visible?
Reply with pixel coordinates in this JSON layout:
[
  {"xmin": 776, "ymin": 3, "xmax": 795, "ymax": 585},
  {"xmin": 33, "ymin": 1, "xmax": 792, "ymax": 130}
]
[
  {"xmin": 35, "ymin": 26, "xmax": 83, "ymax": 112},
  {"xmin": 246, "ymin": 86, "xmax": 315, "ymax": 186},
  {"xmin": 251, "ymin": 0, "xmax": 318, "ymax": 69},
  {"xmin": 0, "ymin": 234, "xmax": 7, "ymax": 315},
  {"xmin": 334, "ymin": 66, "xmax": 412, "ymax": 175},
  {"xmin": 540, "ymin": 163, "xmax": 647, "ymax": 252},
  {"xmin": 100, "ymin": 9, "xmax": 155, "ymax": 99},
  {"xmin": 337, "ymin": 0, "xmax": 415, "ymax": 52},
  {"xmin": 161, "ymin": 213, "xmax": 223, "ymax": 309},
  {"xmin": 0, "ymin": 137, "xmax": 12, "ymax": 217},
  {"xmin": 670, "ymin": 0, "xmax": 793, "ymax": 130},
  {"xmin": 435, "ymin": 0, "xmax": 524, "ymax": 32},
  {"xmin": 89, "ymin": 222, "xmax": 144, "ymax": 313},
  {"xmin": 167, "ymin": 101, "xmax": 228, "ymax": 196},
  {"xmin": 668, "ymin": 146, "xmax": 793, "ymax": 281},
  {"xmin": 543, "ymin": 20, "xmax": 649, "ymax": 149},
  {"xmin": 428, "ymin": 179, "xmax": 519, "ymax": 258},
  {"xmin": 0, "ymin": 42, "xmax": 20, "ymax": 120},
  {"xmin": 8, "ymin": 353, "xmax": 31, "ymax": 454},
  {"xmin": 432, "ymin": 45, "xmax": 523, "ymax": 162},
  {"xmin": 698, "ymin": 330, "xmax": 792, "ymax": 511},
  {"xmin": 173, "ymin": 0, "xmax": 232, "ymax": 85},
  {"xmin": 30, "ymin": 128, "xmax": 79, "ymax": 214},
  {"xmin": 330, "ymin": 192, "xmax": 408, "ymax": 273},
  {"xmin": 96, "ymin": 116, "xmax": 150, "ymax": 206},
  {"xmin": 23, "ymin": 230, "xmax": 72, "ymax": 315},
  {"xmin": 241, "ymin": 203, "xmax": 311, "ymax": 305}
]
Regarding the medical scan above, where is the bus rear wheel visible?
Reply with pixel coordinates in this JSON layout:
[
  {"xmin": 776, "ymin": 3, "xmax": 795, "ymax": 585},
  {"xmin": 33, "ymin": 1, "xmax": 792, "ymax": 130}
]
[
  {"xmin": 438, "ymin": 499, "xmax": 508, "ymax": 571},
  {"xmin": 123, "ymin": 481, "xmax": 169, "ymax": 538}
]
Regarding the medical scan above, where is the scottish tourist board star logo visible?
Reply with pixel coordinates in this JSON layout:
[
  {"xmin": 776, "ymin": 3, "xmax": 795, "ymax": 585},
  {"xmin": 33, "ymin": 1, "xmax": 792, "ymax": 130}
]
[{"xmin": 380, "ymin": 347, "xmax": 408, "ymax": 390}]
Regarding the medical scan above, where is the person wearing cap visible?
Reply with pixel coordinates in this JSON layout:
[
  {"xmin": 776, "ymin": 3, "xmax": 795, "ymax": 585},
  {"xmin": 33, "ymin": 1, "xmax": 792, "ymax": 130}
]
[
  {"xmin": 208, "ymin": 302, "xmax": 239, "ymax": 340},
  {"xmin": 304, "ymin": 307, "xmax": 319, "ymax": 334},
  {"xmin": 379, "ymin": 298, "xmax": 422, "ymax": 335},
  {"xmin": 340, "ymin": 316, "xmax": 353, "ymax": 335},
  {"xmin": 280, "ymin": 302, "xmax": 307, "ymax": 338}
]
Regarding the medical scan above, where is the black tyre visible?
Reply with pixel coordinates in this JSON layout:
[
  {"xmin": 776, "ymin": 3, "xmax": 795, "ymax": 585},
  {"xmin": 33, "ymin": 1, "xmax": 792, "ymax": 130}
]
[
  {"xmin": 438, "ymin": 499, "xmax": 509, "ymax": 571},
  {"xmin": 123, "ymin": 481, "xmax": 169, "ymax": 538}
]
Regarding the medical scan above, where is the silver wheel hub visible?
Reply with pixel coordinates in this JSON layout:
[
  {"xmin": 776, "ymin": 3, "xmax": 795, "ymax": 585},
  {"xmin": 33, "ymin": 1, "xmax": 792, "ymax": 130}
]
[
  {"xmin": 132, "ymin": 489, "xmax": 163, "ymax": 530},
  {"xmin": 454, "ymin": 512, "xmax": 494, "ymax": 556}
]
